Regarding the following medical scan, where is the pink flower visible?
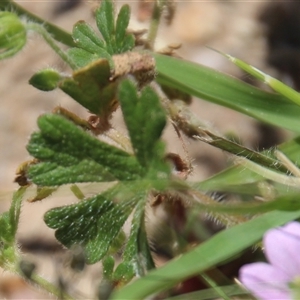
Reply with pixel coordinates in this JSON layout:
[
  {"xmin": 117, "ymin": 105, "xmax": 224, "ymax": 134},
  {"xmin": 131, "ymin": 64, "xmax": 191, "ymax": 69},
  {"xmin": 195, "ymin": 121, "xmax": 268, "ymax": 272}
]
[{"xmin": 239, "ymin": 222, "xmax": 300, "ymax": 300}]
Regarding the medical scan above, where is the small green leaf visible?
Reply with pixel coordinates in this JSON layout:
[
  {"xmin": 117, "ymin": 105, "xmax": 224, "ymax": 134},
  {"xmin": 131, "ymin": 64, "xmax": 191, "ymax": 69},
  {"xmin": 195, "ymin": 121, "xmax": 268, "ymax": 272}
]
[
  {"xmin": 115, "ymin": 5, "xmax": 130, "ymax": 51},
  {"xmin": 113, "ymin": 261, "xmax": 135, "ymax": 283},
  {"xmin": 26, "ymin": 114, "xmax": 143, "ymax": 186},
  {"xmin": 29, "ymin": 68, "xmax": 62, "ymax": 91},
  {"xmin": 102, "ymin": 256, "xmax": 115, "ymax": 280},
  {"xmin": 66, "ymin": 0, "xmax": 134, "ymax": 69},
  {"xmin": 118, "ymin": 80, "xmax": 167, "ymax": 170},
  {"xmin": 8, "ymin": 187, "xmax": 27, "ymax": 237},
  {"xmin": 96, "ymin": 0, "xmax": 115, "ymax": 54},
  {"xmin": 44, "ymin": 183, "xmax": 142, "ymax": 263},
  {"xmin": 122, "ymin": 199, "xmax": 155, "ymax": 279},
  {"xmin": 0, "ymin": 187, "xmax": 27, "ymax": 268},
  {"xmin": 72, "ymin": 20, "xmax": 105, "ymax": 52},
  {"xmin": 119, "ymin": 34, "xmax": 135, "ymax": 53},
  {"xmin": 0, "ymin": 12, "xmax": 27, "ymax": 59}
]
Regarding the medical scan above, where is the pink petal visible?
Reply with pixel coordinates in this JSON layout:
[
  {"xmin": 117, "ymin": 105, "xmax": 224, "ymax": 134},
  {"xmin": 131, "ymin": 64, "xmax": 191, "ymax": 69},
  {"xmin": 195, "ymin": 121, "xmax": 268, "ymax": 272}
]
[
  {"xmin": 264, "ymin": 222, "xmax": 300, "ymax": 278},
  {"xmin": 239, "ymin": 262, "xmax": 291, "ymax": 300}
]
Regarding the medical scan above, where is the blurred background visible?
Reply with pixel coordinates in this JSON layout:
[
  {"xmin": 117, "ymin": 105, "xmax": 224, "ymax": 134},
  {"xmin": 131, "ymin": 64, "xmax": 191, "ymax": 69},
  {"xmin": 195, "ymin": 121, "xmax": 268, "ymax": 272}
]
[{"xmin": 0, "ymin": 0, "xmax": 299, "ymax": 298}]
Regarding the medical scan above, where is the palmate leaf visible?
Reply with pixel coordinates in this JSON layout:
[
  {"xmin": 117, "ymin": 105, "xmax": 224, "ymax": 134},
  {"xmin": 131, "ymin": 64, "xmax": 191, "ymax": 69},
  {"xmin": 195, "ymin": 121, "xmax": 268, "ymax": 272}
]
[
  {"xmin": 118, "ymin": 79, "xmax": 167, "ymax": 172},
  {"xmin": 67, "ymin": 0, "xmax": 134, "ymax": 69},
  {"xmin": 26, "ymin": 114, "xmax": 142, "ymax": 186},
  {"xmin": 44, "ymin": 183, "xmax": 145, "ymax": 264},
  {"xmin": 68, "ymin": 22, "xmax": 111, "ymax": 68},
  {"xmin": 115, "ymin": 4, "xmax": 134, "ymax": 53},
  {"xmin": 95, "ymin": 0, "xmax": 115, "ymax": 53},
  {"xmin": 27, "ymin": 81, "xmax": 170, "ymax": 268}
]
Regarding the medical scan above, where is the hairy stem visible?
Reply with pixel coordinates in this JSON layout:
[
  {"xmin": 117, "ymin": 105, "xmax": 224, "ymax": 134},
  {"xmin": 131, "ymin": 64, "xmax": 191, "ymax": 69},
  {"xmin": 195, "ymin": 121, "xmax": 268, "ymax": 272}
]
[
  {"xmin": 147, "ymin": 0, "xmax": 163, "ymax": 49},
  {"xmin": 31, "ymin": 273, "xmax": 75, "ymax": 300},
  {"xmin": 0, "ymin": 0, "xmax": 75, "ymax": 47},
  {"xmin": 26, "ymin": 23, "xmax": 77, "ymax": 69},
  {"xmin": 164, "ymin": 99, "xmax": 288, "ymax": 174}
]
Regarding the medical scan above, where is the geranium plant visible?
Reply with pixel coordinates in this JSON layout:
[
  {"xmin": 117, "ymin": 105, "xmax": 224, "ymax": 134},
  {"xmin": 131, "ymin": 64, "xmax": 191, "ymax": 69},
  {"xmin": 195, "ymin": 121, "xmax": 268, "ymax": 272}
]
[{"xmin": 1, "ymin": 1, "xmax": 300, "ymax": 299}]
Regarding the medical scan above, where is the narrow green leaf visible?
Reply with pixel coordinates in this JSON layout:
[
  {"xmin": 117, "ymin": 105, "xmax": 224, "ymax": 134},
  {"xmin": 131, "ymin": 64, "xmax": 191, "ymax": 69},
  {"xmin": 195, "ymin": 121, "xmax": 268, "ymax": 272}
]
[
  {"xmin": 72, "ymin": 20, "xmax": 105, "ymax": 52},
  {"xmin": 122, "ymin": 198, "xmax": 155, "ymax": 278},
  {"xmin": 26, "ymin": 114, "xmax": 143, "ymax": 186},
  {"xmin": 221, "ymin": 50, "xmax": 300, "ymax": 107},
  {"xmin": 165, "ymin": 284, "xmax": 248, "ymax": 300},
  {"xmin": 96, "ymin": 0, "xmax": 115, "ymax": 54},
  {"xmin": 194, "ymin": 192, "xmax": 300, "ymax": 214},
  {"xmin": 154, "ymin": 54, "xmax": 300, "ymax": 133},
  {"xmin": 115, "ymin": 5, "xmax": 130, "ymax": 51},
  {"xmin": 69, "ymin": 21, "xmax": 113, "ymax": 69},
  {"xmin": 119, "ymin": 33, "xmax": 135, "ymax": 53},
  {"xmin": 0, "ymin": 187, "xmax": 27, "ymax": 268},
  {"xmin": 200, "ymin": 273, "xmax": 231, "ymax": 300},
  {"xmin": 111, "ymin": 210, "xmax": 300, "ymax": 299},
  {"xmin": 118, "ymin": 80, "xmax": 167, "ymax": 169},
  {"xmin": 102, "ymin": 256, "xmax": 115, "ymax": 280},
  {"xmin": 8, "ymin": 187, "xmax": 27, "ymax": 238},
  {"xmin": 113, "ymin": 261, "xmax": 135, "ymax": 283},
  {"xmin": 196, "ymin": 135, "xmax": 300, "ymax": 194}
]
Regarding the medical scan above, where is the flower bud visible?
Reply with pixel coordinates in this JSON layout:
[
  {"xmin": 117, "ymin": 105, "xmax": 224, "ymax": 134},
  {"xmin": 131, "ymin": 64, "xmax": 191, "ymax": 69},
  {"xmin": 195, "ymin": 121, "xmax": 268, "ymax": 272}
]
[
  {"xmin": 29, "ymin": 68, "xmax": 62, "ymax": 91},
  {"xmin": 0, "ymin": 12, "xmax": 27, "ymax": 59}
]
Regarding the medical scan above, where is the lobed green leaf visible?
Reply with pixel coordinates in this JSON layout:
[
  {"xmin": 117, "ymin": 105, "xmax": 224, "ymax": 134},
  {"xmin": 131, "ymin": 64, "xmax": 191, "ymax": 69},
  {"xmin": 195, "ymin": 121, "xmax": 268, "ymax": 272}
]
[
  {"xmin": 44, "ymin": 184, "xmax": 139, "ymax": 263},
  {"xmin": 118, "ymin": 80, "xmax": 167, "ymax": 170},
  {"xmin": 121, "ymin": 198, "xmax": 155, "ymax": 278},
  {"xmin": 26, "ymin": 114, "xmax": 142, "ymax": 186},
  {"xmin": 115, "ymin": 5, "xmax": 131, "ymax": 52},
  {"xmin": 72, "ymin": 20, "xmax": 105, "ymax": 53},
  {"xmin": 96, "ymin": 0, "xmax": 115, "ymax": 54}
]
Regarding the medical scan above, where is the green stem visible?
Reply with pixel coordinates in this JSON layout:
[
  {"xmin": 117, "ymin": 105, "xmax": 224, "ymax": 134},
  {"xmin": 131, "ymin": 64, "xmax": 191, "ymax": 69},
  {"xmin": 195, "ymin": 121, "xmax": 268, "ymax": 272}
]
[
  {"xmin": 147, "ymin": 1, "xmax": 163, "ymax": 49},
  {"xmin": 166, "ymin": 99, "xmax": 289, "ymax": 174},
  {"xmin": 0, "ymin": 0, "xmax": 75, "ymax": 47},
  {"xmin": 31, "ymin": 273, "xmax": 76, "ymax": 300},
  {"xmin": 200, "ymin": 273, "xmax": 232, "ymax": 300},
  {"xmin": 26, "ymin": 23, "xmax": 77, "ymax": 70}
]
